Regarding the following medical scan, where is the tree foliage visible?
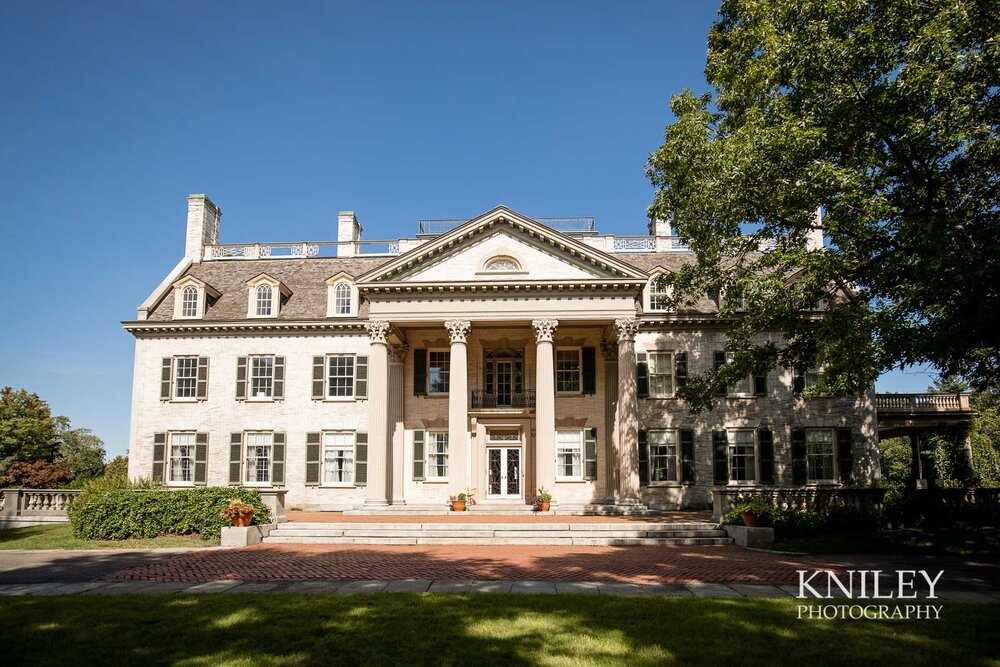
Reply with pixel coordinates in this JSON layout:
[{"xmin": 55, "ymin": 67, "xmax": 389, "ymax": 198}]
[
  {"xmin": 647, "ymin": 0, "xmax": 999, "ymax": 410},
  {"xmin": 0, "ymin": 460, "xmax": 73, "ymax": 489},
  {"xmin": 54, "ymin": 416, "xmax": 106, "ymax": 482},
  {"xmin": 0, "ymin": 387, "xmax": 59, "ymax": 470}
]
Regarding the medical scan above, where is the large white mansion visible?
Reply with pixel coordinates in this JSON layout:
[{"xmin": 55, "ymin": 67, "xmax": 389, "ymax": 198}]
[{"xmin": 124, "ymin": 195, "xmax": 880, "ymax": 511}]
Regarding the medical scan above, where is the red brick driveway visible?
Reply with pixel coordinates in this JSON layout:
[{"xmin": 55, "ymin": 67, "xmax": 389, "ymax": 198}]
[{"xmin": 107, "ymin": 544, "xmax": 838, "ymax": 585}]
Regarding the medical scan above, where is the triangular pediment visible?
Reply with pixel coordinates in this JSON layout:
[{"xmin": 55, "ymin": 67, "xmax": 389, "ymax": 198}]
[{"xmin": 357, "ymin": 206, "xmax": 648, "ymax": 286}]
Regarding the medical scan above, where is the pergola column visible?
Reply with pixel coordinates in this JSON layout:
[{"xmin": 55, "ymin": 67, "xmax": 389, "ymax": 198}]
[
  {"xmin": 532, "ymin": 318, "xmax": 558, "ymax": 497},
  {"xmin": 388, "ymin": 344, "xmax": 408, "ymax": 505},
  {"xmin": 364, "ymin": 321, "xmax": 391, "ymax": 506},
  {"xmin": 615, "ymin": 317, "xmax": 640, "ymax": 502},
  {"xmin": 445, "ymin": 320, "xmax": 471, "ymax": 494}
]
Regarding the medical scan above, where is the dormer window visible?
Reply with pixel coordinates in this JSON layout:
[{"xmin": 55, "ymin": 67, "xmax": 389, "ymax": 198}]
[
  {"xmin": 171, "ymin": 276, "xmax": 219, "ymax": 320},
  {"xmin": 334, "ymin": 282, "xmax": 352, "ymax": 315},
  {"xmin": 485, "ymin": 256, "xmax": 520, "ymax": 272},
  {"xmin": 326, "ymin": 273, "xmax": 358, "ymax": 317},
  {"xmin": 181, "ymin": 286, "xmax": 199, "ymax": 317},
  {"xmin": 246, "ymin": 273, "xmax": 291, "ymax": 319},
  {"xmin": 647, "ymin": 271, "xmax": 673, "ymax": 312},
  {"xmin": 255, "ymin": 284, "xmax": 273, "ymax": 317}
]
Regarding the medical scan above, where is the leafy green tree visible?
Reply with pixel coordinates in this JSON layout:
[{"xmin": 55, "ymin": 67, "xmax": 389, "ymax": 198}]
[
  {"xmin": 0, "ymin": 387, "xmax": 58, "ymax": 470},
  {"xmin": 646, "ymin": 0, "xmax": 999, "ymax": 410},
  {"xmin": 104, "ymin": 455, "xmax": 129, "ymax": 481},
  {"xmin": 55, "ymin": 417, "xmax": 106, "ymax": 482}
]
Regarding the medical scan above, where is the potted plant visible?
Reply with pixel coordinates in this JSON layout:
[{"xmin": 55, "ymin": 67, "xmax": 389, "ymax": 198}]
[
  {"xmin": 739, "ymin": 499, "xmax": 772, "ymax": 528},
  {"xmin": 221, "ymin": 499, "xmax": 256, "ymax": 527},
  {"xmin": 449, "ymin": 493, "xmax": 467, "ymax": 512},
  {"xmin": 535, "ymin": 487, "xmax": 552, "ymax": 512}
]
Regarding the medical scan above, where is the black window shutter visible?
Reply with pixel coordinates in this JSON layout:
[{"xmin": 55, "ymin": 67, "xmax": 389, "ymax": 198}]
[
  {"xmin": 484, "ymin": 360, "xmax": 493, "ymax": 395},
  {"xmin": 636, "ymin": 353, "xmax": 649, "ymax": 398},
  {"xmin": 305, "ymin": 433, "xmax": 321, "ymax": 486},
  {"xmin": 837, "ymin": 428, "xmax": 854, "ymax": 483},
  {"xmin": 514, "ymin": 360, "xmax": 524, "ymax": 394},
  {"xmin": 355, "ymin": 355, "xmax": 368, "ymax": 399},
  {"xmin": 194, "ymin": 433, "xmax": 208, "ymax": 485},
  {"xmin": 754, "ymin": 373, "xmax": 767, "ymax": 397},
  {"xmin": 413, "ymin": 430, "xmax": 425, "ymax": 480},
  {"xmin": 582, "ymin": 347, "xmax": 597, "ymax": 395},
  {"xmin": 675, "ymin": 352, "xmax": 688, "ymax": 388},
  {"xmin": 680, "ymin": 429, "xmax": 695, "ymax": 483},
  {"xmin": 712, "ymin": 430, "xmax": 729, "ymax": 484},
  {"xmin": 793, "ymin": 369, "xmax": 805, "ymax": 395},
  {"xmin": 713, "ymin": 352, "xmax": 727, "ymax": 396},
  {"xmin": 160, "ymin": 359, "xmax": 172, "ymax": 401},
  {"xmin": 355, "ymin": 432, "xmax": 368, "ymax": 486},
  {"xmin": 584, "ymin": 428, "xmax": 598, "ymax": 480},
  {"xmin": 637, "ymin": 430, "xmax": 649, "ymax": 486},
  {"xmin": 273, "ymin": 356, "xmax": 285, "ymax": 400},
  {"xmin": 791, "ymin": 429, "xmax": 807, "ymax": 484},
  {"xmin": 312, "ymin": 356, "xmax": 325, "ymax": 400},
  {"xmin": 229, "ymin": 433, "xmax": 243, "ymax": 485},
  {"xmin": 196, "ymin": 357, "xmax": 209, "ymax": 400},
  {"xmin": 236, "ymin": 357, "xmax": 248, "ymax": 400},
  {"xmin": 758, "ymin": 429, "xmax": 774, "ymax": 484},
  {"xmin": 413, "ymin": 349, "xmax": 428, "ymax": 396},
  {"xmin": 271, "ymin": 432, "xmax": 285, "ymax": 485},
  {"xmin": 152, "ymin": 433, "xmax": 166, "ymax": 482}
]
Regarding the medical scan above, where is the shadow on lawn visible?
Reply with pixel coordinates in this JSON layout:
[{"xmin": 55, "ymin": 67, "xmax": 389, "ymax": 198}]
[{"xmin": 1, "ymin": 593, "xmax": 997, "ymax": 666}]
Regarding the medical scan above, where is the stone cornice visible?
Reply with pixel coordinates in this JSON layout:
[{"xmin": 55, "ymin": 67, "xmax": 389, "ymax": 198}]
[
  {"xmin": 121, "ymin": 319, "xmax": 367, "ymax": 338},
  {"xmin": 357, "ymin": 279, "xmax": 646, "ymax": 296}
]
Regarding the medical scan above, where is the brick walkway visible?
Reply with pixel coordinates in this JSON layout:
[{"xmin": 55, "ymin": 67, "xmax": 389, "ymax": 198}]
[
  {"xmin": 106, "ymin": 544, "xmax": 839, "ymax": 585},
  {"xmin": 286, "ymin": 511, "xmax": 714, "ymax": 523}
]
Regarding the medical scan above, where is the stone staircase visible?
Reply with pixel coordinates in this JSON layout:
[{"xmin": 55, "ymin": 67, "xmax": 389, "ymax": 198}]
[
  {"xmin": 262, "ymin": 521, "xmax": 733, "ymax": 546},
  {"xmin": 342, "ymin": 503, "xmax": 661, "ymax": 516}
]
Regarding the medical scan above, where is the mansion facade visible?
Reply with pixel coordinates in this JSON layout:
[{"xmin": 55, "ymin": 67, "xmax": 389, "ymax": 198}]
[{"xmin": 123, "ymin": 196, "xmax": 880, "ymax": 511}]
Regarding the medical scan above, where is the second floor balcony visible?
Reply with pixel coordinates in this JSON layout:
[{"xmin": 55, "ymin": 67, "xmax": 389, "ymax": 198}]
[{"xmin": 470, "ymin": 389, "xmax": 536, "ymax": 410}]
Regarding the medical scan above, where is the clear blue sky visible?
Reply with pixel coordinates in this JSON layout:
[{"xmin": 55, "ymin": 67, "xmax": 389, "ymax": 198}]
[{"xmin": 0, "ymin": 1, "xmax": 933, "ymax": 458}]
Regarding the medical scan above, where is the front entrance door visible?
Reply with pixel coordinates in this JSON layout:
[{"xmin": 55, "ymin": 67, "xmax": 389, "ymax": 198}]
[{"xmin": 487, "ymin": 447, "xmax": 521, "ymax": 499}]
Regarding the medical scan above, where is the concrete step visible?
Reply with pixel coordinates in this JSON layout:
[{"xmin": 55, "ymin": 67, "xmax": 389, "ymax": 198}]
[
  {"xmin": 280, "ymin": 522, "xmax": 720, "ymax": 532},
  {"xmin": 267, "ymin": 528, "xmax": 728, "ymax": 539},
  {"xmin": 263, "ymin": 535, "xmax": 734, "ymax": 546}
]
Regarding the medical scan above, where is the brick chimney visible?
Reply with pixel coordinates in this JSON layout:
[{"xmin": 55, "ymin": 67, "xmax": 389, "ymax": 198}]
[
  {"xmin": 338, "ymin": 211, "xmax": 362, "ymax": 257},
  {"xmin": 186, "ymin": 194, "xmax": 222, "ymax": 262}
]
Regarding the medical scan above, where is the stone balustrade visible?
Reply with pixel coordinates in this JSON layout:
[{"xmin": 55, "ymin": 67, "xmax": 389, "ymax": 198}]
[
  {"xmin": 711, "ymin": 486, "xmax": 886, "ymax": 522},
  {"xmin": 0, "ymin": 488, "xmax": 81, "ymax": 528}
]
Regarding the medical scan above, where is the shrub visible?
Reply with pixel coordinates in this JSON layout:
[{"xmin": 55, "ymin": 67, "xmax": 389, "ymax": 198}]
[
  {"xmin": 0, "ymin": 460, "xmax": 73, "ymax": 488},
  {"xmin": 722, "ymin": 498, "xmax": 872, "ymax": 539},
  {"xmin": 104, "ymin": 455, "xmax": 128, "ymax": 481},
  {"xmin": 70, "ymin": 485, "xmax": 270, "ymax": 540}
]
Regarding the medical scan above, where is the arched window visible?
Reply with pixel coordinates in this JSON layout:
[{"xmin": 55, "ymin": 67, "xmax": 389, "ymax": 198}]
[
  {"xmin": 649, "ymin": 275, "xmax": 672, "ymax": 311},
  {"xmin": 334, "ymin": 282, "xmax": 352, "ymax": 315},
  {"xmin": 181, "ymin": 285, "xmax": 199, "ymax": 317},
  {"xmin": 255, "ymin": 284, "xmax": 273, "ymax": 317},
  {"xmin": 485, "ymin": 256, "xmax": 520, "ymax": 272}
]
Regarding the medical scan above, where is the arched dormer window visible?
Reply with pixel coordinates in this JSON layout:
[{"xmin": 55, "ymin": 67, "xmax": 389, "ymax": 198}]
[
  {"xmin": 334, "ymin": 282, "xmax": 352, "ymax": 315},
  {"xmin": 484, "ymin": 256, "xmax": 520, "ymax": 272},
  {"xmin": 647, "ymin": 272, "xmax": 673, "ymax": 312},
  {"xmin": 255, "ymin": 284, "xmax": 273, "ymax": 317},
  {"xmin": 171, "ymin": 276, "xmax": 218, "ymax": 320},
  {"xmin": 326, "ymin": 272, "xmax": 357, "ymax": 317},
  {"xmin": 181, "ymin": 286, "xmax": 199, "ymax": 317}
]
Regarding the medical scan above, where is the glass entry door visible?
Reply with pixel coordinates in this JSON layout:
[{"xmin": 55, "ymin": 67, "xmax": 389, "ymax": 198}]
[
  {"xmin": 495, "ymin": 361, "xmax": 513, "ymax": 406},
  {"xmin": 486, "ymin": 447, "xmax": 521, "ymax": 498}
]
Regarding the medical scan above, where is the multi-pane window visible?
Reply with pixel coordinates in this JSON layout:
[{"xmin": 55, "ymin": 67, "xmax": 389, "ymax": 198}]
[
  {"xmin": 486, "ymin": 257, "xmax": 519, "ymax": 271},
  {"xmin": 255, "ymin": 285, "xmax": 273, "ymax": 316},
  {"xmin": 322, "ymin": 432, "xmax": 354, "ymax": 485},
  {"xmin": 725, "ymin": 351, "xmax": 753, "ymax": 395},
  {"xmin": 181, "ymin": 286, "xmax": 199, "ymax": 317},
  {"xmin": 250, "ymin": 356, "xmax": 274, "ymax": 399},
  {"xmin": 168, "ymin": 432, "xmax": 195, "ymax": 484},
  {"xmin": 648, "ymin": 352, "xmax": 675, "ymax": 396},
  {"xmin": 649, "ymin": 277, "xmax": 672, "ymax": 311},
  {"xmin": 556, "ymin": 349, "xmax": 581, "ymax": 393},
  {"xmin": 428, "ymin": 351, "xmax": 450, "ymax": 394},
  {"xmin": 556, "ymin": 430, "xmax": 583, "ymax": 479},
  {"xmin": 174, "ymin": 357, "xmax": 199, "ymax": 399},
  {"xmin": 804, "ymin": 367, "xmax": 824, "ymax": 390},
  {"xmin": 334, "ymin": 282, "xmax": 352, "ymax": 315},
  {"xmin": 427, "ymin": 432, "xmax": 449, "ymax": 479},
  {"xmin": 728, "ymin": 430, "xmax": 756, "ymax": 482},
  {"xmin": 244, "ymin": 432, "xmax": 272, "ymax": 485},
  {"xmin": 327, "ymin": 355, "xmax": 355, "ymax": 398},
  {"xmin": 806, "ymin": 430, "xmax": 835, "ymax": 481},
  {"xmin": 648, "ymin": 430, "xmax": 678, "ymax": 482}
]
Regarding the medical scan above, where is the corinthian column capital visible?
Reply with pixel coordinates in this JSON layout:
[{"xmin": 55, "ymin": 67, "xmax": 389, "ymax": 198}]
[
  {"xmin": 365, "ymin": 320, "xmax": 391, "ymax": 345},
  {"xmin": 600, "ymin": 341, "xmax": 619, "ymax": 361},
  {"xmin": 389, "ymin": 344, "xmax": 409, "ymax": 364},
  {"xmin": 614, "ymin": 317, "xmax": 638, "ymax": 342},
  {"xmin": 444, "ymin": 319, "xmax": 471, "ymax": 344},
  {"xmin": 531, "ymin": 318, "xmax": 559, "ymax": 343}
]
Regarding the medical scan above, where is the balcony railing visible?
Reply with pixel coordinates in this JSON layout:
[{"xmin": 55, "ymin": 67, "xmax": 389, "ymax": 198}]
[
  {"xmin": 875, "ymin": 393, "xmax": 973, "ymax": 413},
  {"xmin": 470, "ymin": 389, "xmax": 536, "ymax": 410}
]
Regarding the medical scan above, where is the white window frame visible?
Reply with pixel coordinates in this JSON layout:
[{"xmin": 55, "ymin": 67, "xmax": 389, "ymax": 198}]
[
  {"xmin": 326, "ymin": 274, "xmax": 358, "ymax": 317},
  {"xmin": 247, "ymin": 278, "xmax": 281, "ymax": 319},
  {"xmin": 555, "ymin": 429, "xmax": 584, "ymax": 481},
  {"xmin": 173, "ymin": 356, "xmax": 199, "ymax": 401},
  {"xmin": 483, "ymin": 256, "xmax": 522, "ymax": 272},
  {"xmin": 647, "ymin": 274, "xmax": 673, "ymax": 312},
  {"xmin": 321, "ymin": 431, "xmax": 355, "ymax": 487},
  {"xmin": 727, "ymin": 429, "xmax": 757, "ymax": 483},
  {"xmin": 647, "ymin": 429, "xmax": 679, "ymax": 484},
  {"xmin": 244, "ymin": 431, "xmax": 273, "ymax": 487},
  {"xmin": 555, "ymin": 347, "xmax": 582, "ymax": 395},
  {"xmin": 427, "ymin": 349, "xmax": 450, "ymax": 395},
  {"xmin": 167, "ymin": 431, "xmax": 196, "ymax": 486},
  {"xmin": 806, "ymin": 429, "xmax": 837, "ymax": 483},
  {"xmin": 180, "ymin": 286, "xmax": 200, "ymax": 318},
  {"xmin": 647, "ymin": 351, "xmax": 676, "ymax": 397},
  {"xmin": 326, "ymin": 354, "xmax": 356, "ymax": 401},
  {"xmin": 173, "ymin": 281, "xmax": 205, "ymax": 319},
  {"xmin": 426, "ymin": 431, "xmax": 449, "ymax": 481},
  {"xmin": 333, "ymin": 282, "xmax": 353, "ymax": 316},
  {"xmin": 255, "ymin": 284, "xmax": 274, "ymax": 317},
  {"xmin": 248, "ymin": 355, "xmax": 275, "ymax": 401},
  {"xmin": 725, "ymin": 351, "xmax": 753, "ymax": 397}
]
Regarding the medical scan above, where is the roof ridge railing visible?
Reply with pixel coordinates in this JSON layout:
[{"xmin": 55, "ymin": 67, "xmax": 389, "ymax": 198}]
[
  {"xmin": 418, "ymin": 217, "xmax": 597, "ymax": 236},
  {"xmin": 203, "ymin": 240, "xmax": 401, "ymax": 260}
]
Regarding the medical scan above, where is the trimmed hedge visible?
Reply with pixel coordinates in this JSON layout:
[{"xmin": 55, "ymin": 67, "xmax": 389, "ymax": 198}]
[
  {"xmin": 722, "ymin": 499, "xmax": 874, "ymax": 539},
  {"xmin": 69, "ymin": 486, "xmax": 271, "ymax": 540}
]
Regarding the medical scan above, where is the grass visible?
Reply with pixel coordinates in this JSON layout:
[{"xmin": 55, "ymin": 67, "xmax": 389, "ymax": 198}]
[
  {"xmin": 0, "ymin": 594, "xmax": 995, "ymax": 666},
  {"xmin": 0, "ymin": 524, "xmax": 216, "ymax": 550},
  {"xmin": 772, "ymin": 523, "xmax": 1000, "ymax": 557}
]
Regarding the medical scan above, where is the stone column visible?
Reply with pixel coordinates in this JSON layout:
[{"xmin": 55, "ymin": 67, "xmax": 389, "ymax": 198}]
[
  {"xmin": 388, "ymin": 344, "xmax": 408, "ymax": 505},
  {"xmin": 532, "ymin": 318, "xmax": 558, "ymax": 498},
  {"xmin": 601, "ymin": 341, "xmax": 619, "ymax": 503},
  {"xmin": 445, "ymin": 320, "xmax": 471, "ymax": 494},
  {"xmin": 615, "ymin": 318, "xmax": 640, "ymax": 502},
  {"xmin": 364, "ymin": 321, "xmax": 391, "ymax": 506}
]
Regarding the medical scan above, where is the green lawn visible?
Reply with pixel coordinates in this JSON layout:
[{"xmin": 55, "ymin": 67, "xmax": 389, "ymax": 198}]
[
  {"xmin": 772, "ymin": 523, "xmax": 1000, "ymax": 557},
  {"xmin": 0, "ymin": 594, "xmax": 996, "ymax": 666},
  {"xmin": 0, "ymin": 524, "xmax": 216, "ymax": 550}
]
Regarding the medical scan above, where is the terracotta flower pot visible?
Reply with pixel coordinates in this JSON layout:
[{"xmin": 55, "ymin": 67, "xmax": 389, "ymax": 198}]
[
  {"xmin": 232, "ymin": 515, "xmax": 253, "ymax": 527},
  {"xmin": 538, "ymin": 501, "xmax": 551, "ymax": 512},
  {"xmin": 451, "ymin": 500, "xmax": 466, "ymax": 512},
  {"xmin": 741, "ymin": 510, "xmax": 766, "ymax": 528}
]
